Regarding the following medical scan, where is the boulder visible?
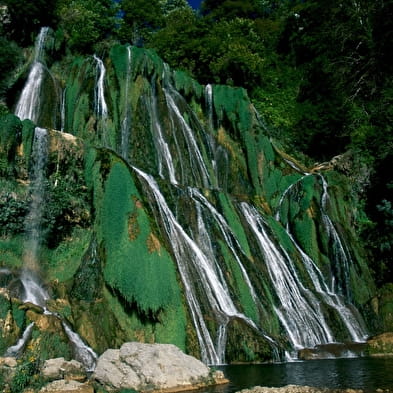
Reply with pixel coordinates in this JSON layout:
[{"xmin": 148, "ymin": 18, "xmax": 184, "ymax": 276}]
[
  {"xmin": 39, "ymin": 380, "xmax": 94, "ymax": 393},
  {"xmin": 237, "ymin": 385, "xmax": 364, "ymax": 393},
  {"xmin": 0, "ymin": 357, "xmax": 17, "ymax": 367},
  {"xmin": 0, "ymin": 357, "xmax": 18, "ymax": 387},
  {"xmin": 41, "ymin": 357, "xmax": 86, "ymax": 382},
  {"xmin": 93, "ymin": 342, "xmax": 228, "ymax": 391}
]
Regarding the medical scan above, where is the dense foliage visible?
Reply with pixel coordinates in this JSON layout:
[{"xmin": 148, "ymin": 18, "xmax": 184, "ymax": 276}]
[{"xmin": 0, "ymin": 0, "xmax": 391, "ymax": 283}]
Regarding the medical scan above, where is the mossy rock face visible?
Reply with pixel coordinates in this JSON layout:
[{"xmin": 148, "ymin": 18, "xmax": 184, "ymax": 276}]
[
  {"xmin": 0, "ymin": 292, "xmax": 23, "ymax": 354},
  {"xmin": 225, "ymin": 318, "xmax": 275, "ymax": 363},
  {"xmin": 367, "ymin": 332, "xmax": 393, "ymax": 356},
  {"xmin": 376, "ymin": 284, "xmax": 393, "ymax": 331},
  {"xmin": 0, "ymin": 114, "xmax": 22, "ymax": 177}
]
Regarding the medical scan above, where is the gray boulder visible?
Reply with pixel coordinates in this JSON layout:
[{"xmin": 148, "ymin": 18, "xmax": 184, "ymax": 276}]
[
  {"xmin": 93, "ymin": 342, "xmax": 225, "ymax": 391},
  {"xmin": 41, "ymin": 357, "xmax": 86, "ymax": 382},
  {"xmin": 39, "ymin": 380, "xmax": 94, "ymax": 393}
]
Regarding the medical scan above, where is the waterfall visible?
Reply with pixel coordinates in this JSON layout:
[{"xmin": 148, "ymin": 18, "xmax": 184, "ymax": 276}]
[
  {"xmin": 274, "ymin": 170, "xmax": 367, "ymax": 343},
  {"xmin": 241, "ymin": 202, "xmax": 334, "ymax": 350},
  {"xmin": 4, "ymin": 323, "xmax": 35, "ymax": 357},
  {"xmin": 286, "ymin": 228, "xmax": 367, "ymax": 342},
  {"xmin": 93, "ymin": 54, "xmax": 110, "ymax": 146},
  {"xmin": 93, "ymin": 55, "xmax": 108, "ymax": 119},
  {"xmin": 23, "ymin": 127, "xmax": 48, "ymax": 271},
  {"xmin": 134, "ymin": 168, "xmax": 262, "ymax": 364},
  {"xmin": 120, "ymin": 46, "xmax": 132, "ymax": 159},
  {"xmin": 189, "ymin": 188, "xmax": 258, "ymax": 304},
  {"xmin": 62, "ymin": 322, "xmax": 98, "ymax": 371},
  {"xmin": 15, "ymin": 27, "xmax": 49, "ymax": 122}
]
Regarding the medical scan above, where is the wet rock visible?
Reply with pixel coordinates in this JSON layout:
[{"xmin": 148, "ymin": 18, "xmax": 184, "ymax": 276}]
[
  {"xmin": 39, "ymin": 380, "xmax": 94, "ymax": 393},
  {"xmin": 41, "ymin": 357, "xmax": 86, "ymax": 382},
  {"xmin": 237, "ymin": 385, "xmax": 364, "ymax": 393},
  {"xmin": 93, "ymin": 342, "xmax": 227, "ymax": 391},
  {"xmin": 25, "ymin": 310, "xmax": 63, "ymax": 333},
  {"xmin": 20, "ymin": 301, "xmax": 45, "ymax": 314},
  {"xmin": 298, "ymin": 342, "xmax": 367, "ymax": 360}
]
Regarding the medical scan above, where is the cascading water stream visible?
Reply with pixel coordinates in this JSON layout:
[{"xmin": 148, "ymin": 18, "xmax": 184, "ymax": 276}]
[
  {"xmin": 320, "ymin": 175, "xmax": 352, "ymax": 298},
  {"xmin": 62, "ymin": 322, "xmax": 98, "ymax": 371},
  {"xmin": 120, "ymin": 46, "xmax": 132, "ymax": 159},
  {"xmin": 5, "ymin": 323, "xmax": 35, "ymax": 358},
  {"xmin": 203, "ymin": 84, "xmax": 228, "ymax": 189},
  {"xmin": 164, "ymin": 87, "xmax": 211, "ymax": 188},
  {"xmin": 189, "ymin": 188, "xmax": 259, "ymax": 304},
  {"xmin": 148, "ymin": 83, "xmax": 177, "ymax": 184},
  {"xmin": 274, "ymin": 174, "xmax": 311, "ymax": 221},
  {"xmin": 205, "ymin": 84, "xmax": 213, "ymax": 131},
  {"xmin": 133, "ymin": 167, "xmax": 262, "ymax": 364},
  {"xmin": 274, "ymin": 165, "xmax": 367, "ymax": 342},
  {"xmin": 60, "ymin": 88, "xmax": 66, "ymax": 132},
  {"xmin": 93, "ymin": 54, "xmax": 109, "ymax": 146},
  {"xmin": 93, "ymin": 55, "xmax": 108, "ymax": 119},
  {"xmin": 241, "ymin": 202, "xmax": 334, "ymax": 350},
  {"xmin": 15, "ymin": 27, "xmax": 49, "ymax": 122},
  {"xmin": 285, "ymin": 228, "xmax": 367, "ymax": 342},
  {"xmin": 23, "ymin": 127, "xmax": 48, "ymax": 271}
]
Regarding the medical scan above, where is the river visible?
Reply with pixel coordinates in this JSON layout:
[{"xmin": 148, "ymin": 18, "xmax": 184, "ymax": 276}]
[{"xmin": 210, "ymin": 357, "xmax": 393, "ymax": 392}]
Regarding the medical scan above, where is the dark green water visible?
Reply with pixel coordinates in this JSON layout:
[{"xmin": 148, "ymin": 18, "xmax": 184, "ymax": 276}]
[{"xmin": 211, "ymin": 357, "xmax": 393, "ymax": 392}]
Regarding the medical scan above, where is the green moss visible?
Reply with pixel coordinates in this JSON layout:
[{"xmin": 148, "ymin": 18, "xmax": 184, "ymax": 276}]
[
  {"xmin": 34, "ymin": 330, "xmax": 72, "ymax": 362},
  {"xmin": 219, "ymin": 192, "xmax": 251, "ymax": 257},
  {"xmin": 154, "ymin": 304, "xmax": 186, "ymax": 351},
  {"xmin": 70, "ymin": 234, "xmax": 103, "ymax": 302},
  {"xmin": 43, "ymin": 228, "xmax": 91, "ymax": 282},
  {"xmin": 0, "ymin": 293, "xmax": 10, "ymax": 318},
  {"xmin": 21, "ymin": 120, "xmax": 35, "ymax": 165},
  {"xmin": 173, "ymin": 70, "xmax": 203, "ymax": 98},
  {"xmin": 218, "ymin": 239, "xmax": 258, "ymax": 322},
  {"xmin": 0, "ymin": 235, "xmax": 24, "ymax": 268},
  {"xmin": 12, "ymin": 303, "xmax": 25, "ymax": 329},
  {"xmin": 100, "ymin": 160, "xmax": 182, "ymax": 317},
  {"xmin": 0, "ymin": 114, "xmax": 21, "ymax": 176},
  {"xmin": 292, "ymin": 213, "xmax": 319, "ymax": 262}
]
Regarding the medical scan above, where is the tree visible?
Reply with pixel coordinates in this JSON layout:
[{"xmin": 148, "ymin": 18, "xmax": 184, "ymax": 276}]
[
  {"xmin": 201, "ymin": 0, "xmax": 263, "ymax": 20},
  {"xmin": 0, "ymin": 36, "xmax": 21, "ymax": 96},
  {"xmin": 2, "ymin": 0, "xmax": 58, "ymax": 45},
  {"xmin": 159, "ymin": 0, "xmax": 190, "ymax": 15},
  {"xmin": 117, "ymin": 0, "xmax": 164, "ymax": 45},
  {"xmin": 147, "ymin": 7, "xmax": 206, "ymax": 74},
  {"xmin": 57, "ymin": 0, "xmax": 117, "ymax": 53}
]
